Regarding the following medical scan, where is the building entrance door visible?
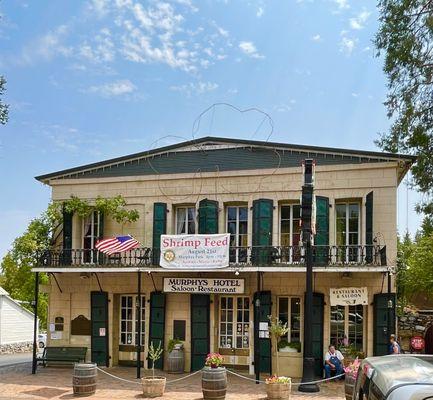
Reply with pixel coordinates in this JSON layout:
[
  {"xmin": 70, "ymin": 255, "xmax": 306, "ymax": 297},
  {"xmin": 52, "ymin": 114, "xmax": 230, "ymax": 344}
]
[
  {"xmin": 91, "ymin": 291, "xmax": 109, "ymax": 366},
  {"xmin": 191, "ymin": 294, "xmax": 210, "ymax": 371}
]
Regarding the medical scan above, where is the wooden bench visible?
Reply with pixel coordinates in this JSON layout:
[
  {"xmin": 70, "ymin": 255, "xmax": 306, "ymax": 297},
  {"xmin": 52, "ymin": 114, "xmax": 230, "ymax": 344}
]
[{"xmin": 37, "ymin": 346, "xmax": 87, "ymax": 367}]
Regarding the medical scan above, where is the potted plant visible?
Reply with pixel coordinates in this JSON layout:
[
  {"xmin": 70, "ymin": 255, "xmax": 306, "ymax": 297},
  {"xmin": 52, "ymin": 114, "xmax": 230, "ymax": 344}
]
[
  {"xmin": 141, "ymin": 341, "xmax": 166, "ymax": 398},
  {"xmin": 202, "ymin": 353, "xmax": 227, "ymax": 400},
  {"xmin": 278, "ymin": 340, "xmax": 301, "ymax": 353},
  {"xmin": 267, "ymin": 316, "xmax": 291, "ymax": 399},
  {"xmin": 265, "ymin": 376, "xmax": 292, "ymax": 400},
  {"xmin": 167, "ymin": 338, "xmax": 184, "ymax": 373},
  {"xmin": 343, "ymin": 358, "xmax": 360, "ymax": 400}
]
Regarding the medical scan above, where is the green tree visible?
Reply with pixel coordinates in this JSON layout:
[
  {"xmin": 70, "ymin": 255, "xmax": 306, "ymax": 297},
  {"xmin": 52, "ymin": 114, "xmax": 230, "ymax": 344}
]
[
  {"xmin": 0, "ymin": 216, "xmax": 50, "ymax": 328},
  {"xmin": 0, "ymin": 76, "xmax": 8, "ymax": 125},
  {"xmin": 375, "ymin": 0, "xmax": 433, "ymax": 214},
  {"xmin": 404, "ymin": 233, "xmax": 433, "ymax": 296}
]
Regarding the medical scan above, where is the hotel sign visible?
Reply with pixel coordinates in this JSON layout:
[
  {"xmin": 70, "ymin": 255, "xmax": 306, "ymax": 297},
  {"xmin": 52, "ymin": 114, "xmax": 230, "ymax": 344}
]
[
  {"xmin": 163, "ymin": 278, "xmax": 245, "ymax": 294},
  {"xmin": 330, "ymin": 287, "xmax": 368, "ymax": 306},
  {"xmin": 160, "ymin": 234, "xmax": 230, "ymax": 269}
]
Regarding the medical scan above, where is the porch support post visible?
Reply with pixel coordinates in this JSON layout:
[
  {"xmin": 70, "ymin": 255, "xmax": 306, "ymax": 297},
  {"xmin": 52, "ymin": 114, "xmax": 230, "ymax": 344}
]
[
  {"xmin": 137, "ymin": 270, "xmax": 142, "ymax": 379},
  {"xmin": 31, "ymin": 272, "xmax": 39, "ymax": 374},
  {"xmin": 254, "ymin": 271, "xmax": 261, "ymax": 384}
]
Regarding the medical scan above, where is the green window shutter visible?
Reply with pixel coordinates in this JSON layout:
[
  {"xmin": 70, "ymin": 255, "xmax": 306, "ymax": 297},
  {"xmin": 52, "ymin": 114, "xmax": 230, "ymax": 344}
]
[
  {"xmin": 198, "ymin": 199, "xmax": 219, "ymax": 234},
  {"xmin": 62, "ymin": 211, "xmax": 73, "ymax": 265},
  {"xmin": 373, "ymin": 293, "xmax": 396, "ymax": 355},
  {"xmin": 152, "ymin": 203, "xmax": 167, "ymax": 265},
  {"xmin": 252, "ymin": 199, "xmax": 273, "ymax": 264},
  {"xmin": 148, "ymin": 292, "xmax": 166, "ymax": 369},
  {"xmin": 315, "ymin": 196, "xmax": 329, "ymax": 265},
  {"xmin": 366, "ymin": 192, "xmax": 374, "ymax": 263}
]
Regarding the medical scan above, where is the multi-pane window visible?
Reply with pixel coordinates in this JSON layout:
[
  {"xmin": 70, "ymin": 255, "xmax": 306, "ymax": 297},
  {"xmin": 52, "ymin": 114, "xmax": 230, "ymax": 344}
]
[
  {"xmin": 82, "ymin": 211, "xmax": 100, "ymax": 263},
  {"xmin": 227, "ymin": 206, "xmax": 248, "ymax": 263},
  {"xmin": 176, "ymin": 206, "xmax": 196, "ymax": 234},
  {"xmin": 280, "ymin": 205, "xmax": 301, "ymax": 262},
  {"xmin": 278, "ymin": 297, "xmax": 301, "ymax": 343},
  {"xmin": 219, "ymin": 296, "xmax": 250, "ymax": 349},
  {"xmin": 336, "ymin": 203, "xmax": 360, "ymax": 262},
  {"xmin": 330, "ymin": 305, "xmax": 364, "ymax": 351},
  {"xmin": 120, "ymin": 295, "xmax": 145, "ymax": 346}
]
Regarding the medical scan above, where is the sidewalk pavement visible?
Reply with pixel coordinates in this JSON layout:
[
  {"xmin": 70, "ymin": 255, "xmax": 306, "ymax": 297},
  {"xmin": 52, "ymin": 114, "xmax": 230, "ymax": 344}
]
[{"xmin": 0, "ymin": 366, "xmax": 345, "ymax": 399}]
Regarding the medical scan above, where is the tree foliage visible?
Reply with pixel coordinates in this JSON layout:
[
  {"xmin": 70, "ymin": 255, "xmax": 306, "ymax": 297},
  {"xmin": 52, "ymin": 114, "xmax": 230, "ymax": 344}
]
[
  {"xmin": 0, "ymin": 76, "xmax": 8, "ymax": 125},
  {"xmin": 396, "ymin": 217, "xmax": 433, "ymax": 301},
  {"xmin": 0, "ymin": 216, "xmax": 50, "ymax": 328},
  {"xmin": 375, "ymin": 0, "xmax": 433, "ymax": 214}
]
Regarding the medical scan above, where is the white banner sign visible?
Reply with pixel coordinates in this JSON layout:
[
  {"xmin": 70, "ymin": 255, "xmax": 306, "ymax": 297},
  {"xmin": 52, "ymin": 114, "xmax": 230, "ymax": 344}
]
[
  {"xmin": 160, "ymin": 234, "xmax": 230, "ymax": 269},
  {"xmin": 330, "ymin": 287, "xmax": 368, "ymax": 306},
  {"xmin": 163, "ymin": 278, "xmax": 244, "ymax": 294}
]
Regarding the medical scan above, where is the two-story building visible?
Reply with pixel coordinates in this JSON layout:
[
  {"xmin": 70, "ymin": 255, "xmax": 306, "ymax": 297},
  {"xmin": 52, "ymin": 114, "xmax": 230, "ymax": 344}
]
[{"xmin": 32, "ymin": 136, "xmax": 414, "ymax": 378}]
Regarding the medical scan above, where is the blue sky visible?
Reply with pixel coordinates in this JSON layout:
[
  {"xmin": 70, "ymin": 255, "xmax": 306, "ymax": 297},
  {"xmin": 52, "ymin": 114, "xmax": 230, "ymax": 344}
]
[{"xmin": 0, "ymin": 0, "xmax": 422, "ymax": 259}]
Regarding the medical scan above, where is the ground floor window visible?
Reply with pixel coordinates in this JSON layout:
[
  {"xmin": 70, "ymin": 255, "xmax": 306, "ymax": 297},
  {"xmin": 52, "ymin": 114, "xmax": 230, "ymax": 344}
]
[
  {"xmin": 330, "ymin": 304, "xmax": 364, "ymax": 350},
  {"xmin": 219, "ymin": 296, "xmax": 250, "ymax": 349},
  {"xmin": 120, "ymin": 295, "xmax": 145, "ymax": 346},
  {"xmin": 278, "ymin": 297, "xmax": 302, "ymax": 343}
]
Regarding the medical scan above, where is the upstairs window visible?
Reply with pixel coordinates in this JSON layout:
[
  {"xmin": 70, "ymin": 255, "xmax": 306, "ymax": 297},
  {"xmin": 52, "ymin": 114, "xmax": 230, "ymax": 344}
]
[
  {"xmin": 336, "ymin": 203, "xmax": 360, "ymax": 263},
  {"xmin": 227, "ymin": 206, "xmax": 248, "ymax": 263},
  {"xmin": 82, "ymin": 211, "xmax": 100, "ymax": 263},
  {"xmin": 280, "ymin": 204, "xmax": 301, "ymax": 262},
  {"xmin": 176, "ymin": 206, "xmax": 196, "ymax": 234}
]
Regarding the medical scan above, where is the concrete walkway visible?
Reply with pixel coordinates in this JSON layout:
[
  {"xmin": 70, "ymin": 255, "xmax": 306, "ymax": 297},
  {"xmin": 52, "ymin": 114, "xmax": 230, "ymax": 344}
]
[{"xmin": 0, "ymin": 366, "xmax": 345, "ymax": 399}]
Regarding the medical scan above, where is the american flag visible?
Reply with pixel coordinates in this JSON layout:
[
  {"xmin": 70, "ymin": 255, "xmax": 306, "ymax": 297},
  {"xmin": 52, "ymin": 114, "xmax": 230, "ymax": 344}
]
[{"xmin": 95, "ymin": 235, "xmax": 140, "ymax": 255}]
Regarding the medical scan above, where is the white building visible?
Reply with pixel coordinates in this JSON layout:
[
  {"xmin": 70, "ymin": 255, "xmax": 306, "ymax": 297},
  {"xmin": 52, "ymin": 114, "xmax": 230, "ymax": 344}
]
[{"xmin": 0, "ymin": 287, "xmax": 35, "ymax": 348}]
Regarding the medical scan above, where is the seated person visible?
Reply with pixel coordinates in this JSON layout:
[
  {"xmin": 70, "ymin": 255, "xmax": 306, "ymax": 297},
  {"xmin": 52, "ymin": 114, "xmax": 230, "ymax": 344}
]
[{"xmin": 324, "ymin": 345, "xmax": 344, "ymax": 379}]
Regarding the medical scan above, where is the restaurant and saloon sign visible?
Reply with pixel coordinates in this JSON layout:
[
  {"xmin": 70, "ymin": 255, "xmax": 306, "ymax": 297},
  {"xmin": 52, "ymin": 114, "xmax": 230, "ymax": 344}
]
[
  {"xmin": 160, "ymin": 234, "xmax": 230, "ymax": 269},
  {"xmin": 163, "ymin": 278, "xmax": 245, "ymax": 294},
  {"xmin": 330, "ymin": 287, "xmax": 368, "ymax": 306}
]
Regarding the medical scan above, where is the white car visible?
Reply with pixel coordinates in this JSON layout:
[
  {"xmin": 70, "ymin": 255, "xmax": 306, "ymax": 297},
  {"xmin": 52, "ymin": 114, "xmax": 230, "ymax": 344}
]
[{"xmin": 38, "ymin": 333, "xmax": 47, "ymax": 348}]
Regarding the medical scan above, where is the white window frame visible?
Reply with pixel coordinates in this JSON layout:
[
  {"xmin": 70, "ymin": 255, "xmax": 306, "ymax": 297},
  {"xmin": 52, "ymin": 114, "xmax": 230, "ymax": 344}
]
[
  {"xmin": 119, "ymin": 295, "xmax": 146, "ymax": 346},
  {"xmin": 226, "ymin": 206, "xmax": 248, "ymax": 264},
  {"xmin": 335, "ymin": 202, "xmax": 361, "ymax": 263},
  {"xmin": 82, "ymin": 211, "xmax": 100, "ymax": 263},
  {"xmin": 218, "ymin": 296, "xmax": 251, "ymax": 350},
  {"xmin": 329, "ymin": 304, "xmax": 365, "ymax": 351},
  {"xmin": 277, "ymin": 296, "xmax": 303, "ymax": 344},
  {"xmin": 175, "ymin": 206, "xmax": 196, "ymax": 235},
  {"xmin": 279, "ymin": 204, "xmax": 302, "ymax": 263}
]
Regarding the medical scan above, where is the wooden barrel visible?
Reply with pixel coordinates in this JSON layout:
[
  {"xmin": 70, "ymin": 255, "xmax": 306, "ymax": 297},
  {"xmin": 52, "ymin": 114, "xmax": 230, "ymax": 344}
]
[
  {"xmin": 266, "ymin": 381, "xmax": 291, "ymax": 400},
  {"xmin": 344, "ymin": 375, "xmax": 355, "ymax": 400},
  {"xmin": 167, "ymin": 349, "xmax": 185, "ymax": 373},
  {"xmin": 202, "ymin": 367, "xmax": 227, "ymax": 400},
  {"xmin": 73, "ymin": 363, "xmax": 97, "ymax": 397}
]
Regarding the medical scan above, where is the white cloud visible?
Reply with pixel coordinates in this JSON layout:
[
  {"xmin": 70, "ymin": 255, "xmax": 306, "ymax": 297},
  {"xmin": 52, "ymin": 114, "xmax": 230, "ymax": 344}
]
[
  {"xmin": 349, "ymin": 10, "xmax": 371, "ymax": 30},
  {"xmin": 351, "ymin": 92, "xmax": 359, "ymax": 97},
  {"xmin": 256, "ymin": 7, "xmax": 264, "ymax": 17},
  {"xmin": 239, "ymin": 41, "xmax": 264, "ymax": 59},
  {"xmin": 340, "ymin": 36, "xmax": 356, "ymax": 55},
  {"xmin": 87, "ymin": 79, "xmax": 137, "ymax": 97},
  {"xmin": 170, "ymin": 81, "xmax": 218, "ymax": 96},
  {"xmin": 334, "ymin": 0, "xmax": 349, "ymax": 10},
  {"xmin": 311, "ymin": 34, "xmax": 322, "ymax": 42}
]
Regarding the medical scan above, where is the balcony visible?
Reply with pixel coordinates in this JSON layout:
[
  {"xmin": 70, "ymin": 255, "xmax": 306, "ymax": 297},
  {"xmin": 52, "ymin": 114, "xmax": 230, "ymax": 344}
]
[{"xmin": 37, "ymin": 245, "xmax": 387, "ymax": 269}]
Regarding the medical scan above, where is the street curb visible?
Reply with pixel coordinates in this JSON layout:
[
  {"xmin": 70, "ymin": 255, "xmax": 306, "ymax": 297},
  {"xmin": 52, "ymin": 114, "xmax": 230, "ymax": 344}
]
[{"xmin": 0, "ymin": 361, "xmax": 31, "ymax": 374}]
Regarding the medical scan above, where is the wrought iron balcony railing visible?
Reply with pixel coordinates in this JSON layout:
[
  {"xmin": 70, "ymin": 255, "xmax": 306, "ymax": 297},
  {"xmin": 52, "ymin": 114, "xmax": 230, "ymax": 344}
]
[{"xmin": 38, "ymin": 245, "xmax": 387, "ymax": 268}]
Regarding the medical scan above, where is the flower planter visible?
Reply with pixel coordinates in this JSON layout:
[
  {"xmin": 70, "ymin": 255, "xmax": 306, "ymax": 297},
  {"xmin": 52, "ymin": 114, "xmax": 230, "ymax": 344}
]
[
  {"xmin": 344, "ymin": 375, "xmax": 356, "ymax": 400},
  {"xmin": 202, "ymin": 366, "xmax": 227, "ymax": 400},
  {"xmin": 279, "ymin": 347, "xmax": 298, "ymax": 353},
  {"xmin": 141, "ymin": 376, "xmax": 166, "ymax": 398},
  {"xmin": 167, "ymin": 348, "xmax": 185, "ymax": 373},
  {"xmin": 266, "ymin": 380, "xmax": 291, "ymax": 400}
]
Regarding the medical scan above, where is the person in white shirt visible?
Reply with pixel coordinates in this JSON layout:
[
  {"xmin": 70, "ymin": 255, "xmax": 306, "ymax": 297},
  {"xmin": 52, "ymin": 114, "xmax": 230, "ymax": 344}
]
[{"xmin": 324, "ymin": 345, "xmax": 344, "ymax": 379}]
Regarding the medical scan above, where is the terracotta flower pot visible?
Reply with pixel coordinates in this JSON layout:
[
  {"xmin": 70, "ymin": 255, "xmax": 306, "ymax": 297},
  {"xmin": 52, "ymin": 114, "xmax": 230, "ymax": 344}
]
[{"xmin": 141, "ymin": 376, "xmax": 166, "ymax": 398}]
